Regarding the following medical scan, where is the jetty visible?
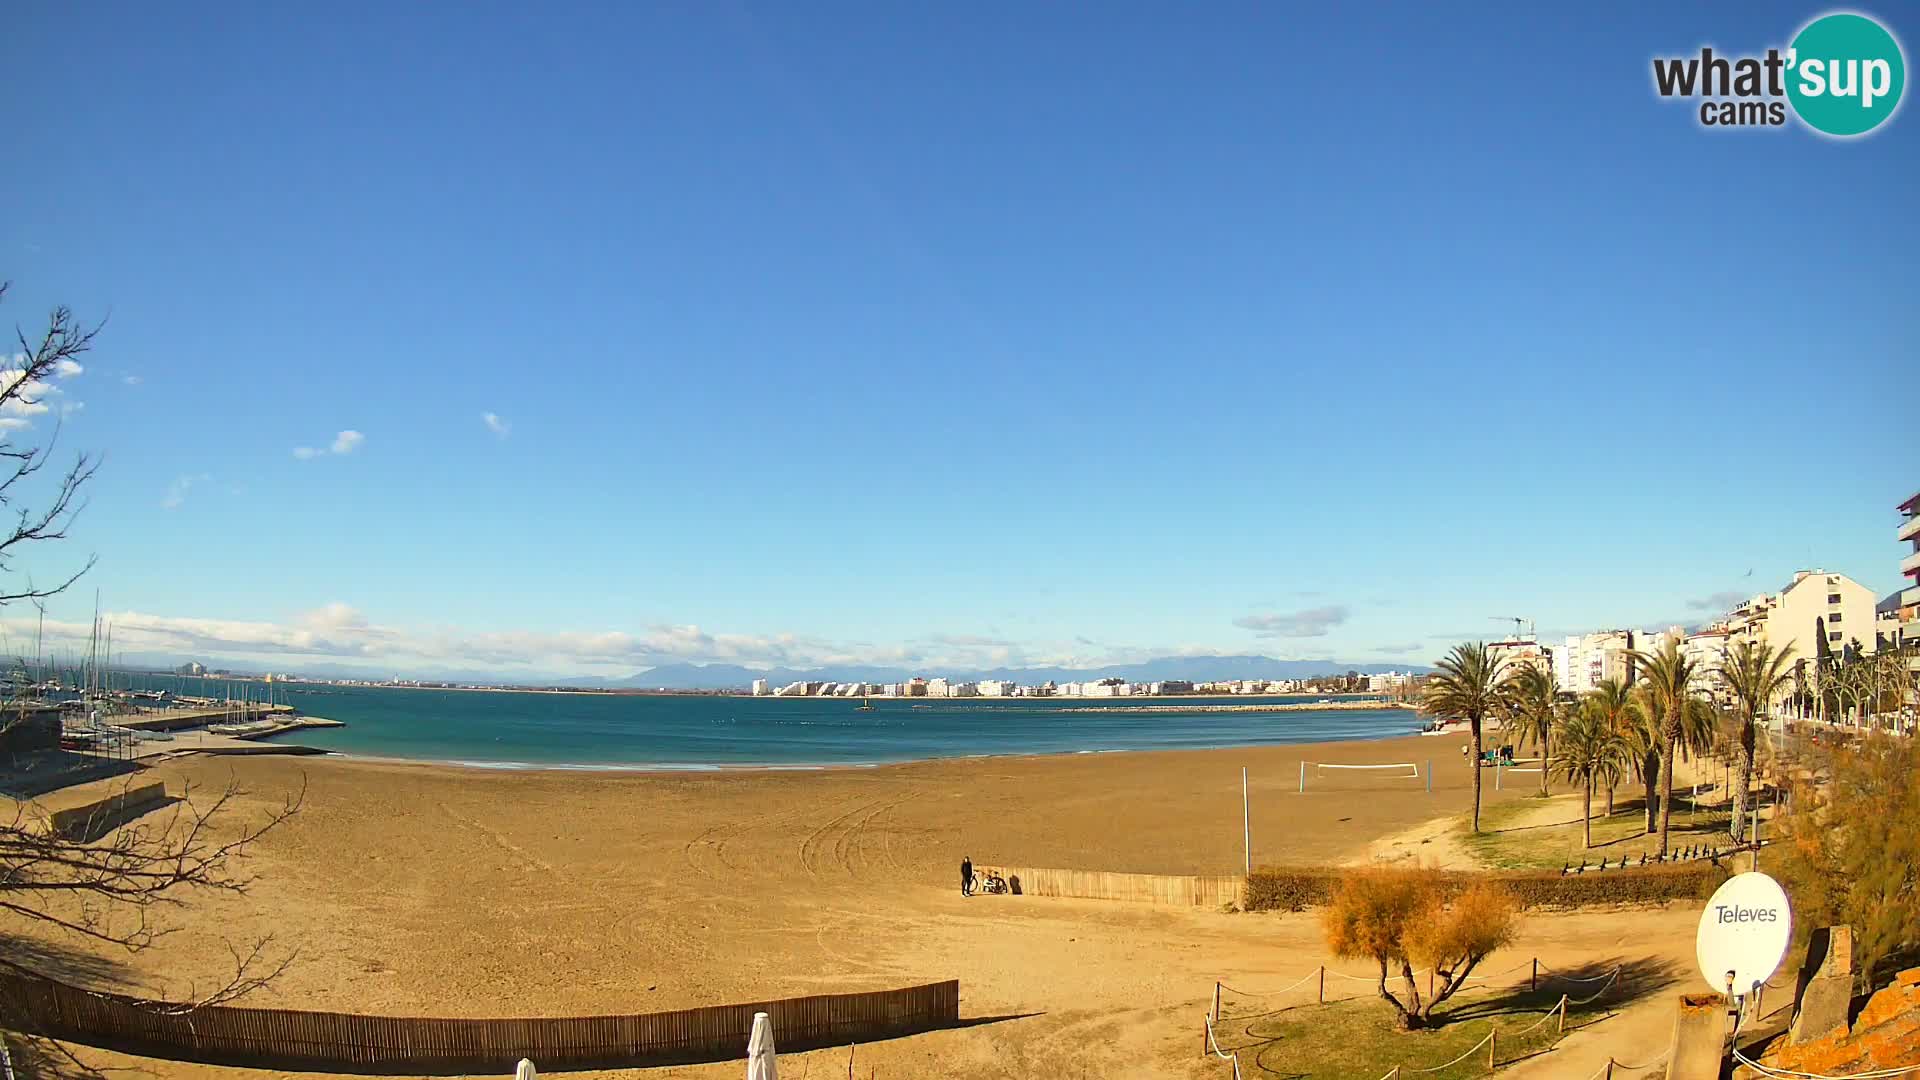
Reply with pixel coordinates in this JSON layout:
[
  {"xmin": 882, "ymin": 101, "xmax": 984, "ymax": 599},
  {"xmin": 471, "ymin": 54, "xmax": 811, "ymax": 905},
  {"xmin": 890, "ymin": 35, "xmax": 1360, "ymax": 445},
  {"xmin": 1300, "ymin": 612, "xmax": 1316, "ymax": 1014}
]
[{"xmin": 113, "ymin": 703, "xmax": 298, "ymax": 731}]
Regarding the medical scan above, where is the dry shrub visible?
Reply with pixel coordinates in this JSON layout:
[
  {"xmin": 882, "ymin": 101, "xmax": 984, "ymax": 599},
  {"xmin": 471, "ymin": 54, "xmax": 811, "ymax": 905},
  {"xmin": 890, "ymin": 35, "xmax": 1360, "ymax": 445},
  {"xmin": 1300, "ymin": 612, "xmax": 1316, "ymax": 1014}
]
[
  {"xmin": 1320, "ymin": 865, "xmax": 1518, "ymax": 1028},
  {"xmin": 1245, "ymin": 860, "xmax": 1723, "ymax": 913},
  {"xmin": 1775, "ymin": 733, "xmax": 1920, "ymax": 991}
]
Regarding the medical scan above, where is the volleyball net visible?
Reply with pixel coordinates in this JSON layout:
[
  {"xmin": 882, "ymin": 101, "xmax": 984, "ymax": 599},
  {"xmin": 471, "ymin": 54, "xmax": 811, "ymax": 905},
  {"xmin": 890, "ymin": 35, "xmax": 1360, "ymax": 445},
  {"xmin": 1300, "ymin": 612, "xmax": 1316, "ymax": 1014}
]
[{"xmin": 1297, "ymin": 760, "xmax": 1426, "ymax": 792}]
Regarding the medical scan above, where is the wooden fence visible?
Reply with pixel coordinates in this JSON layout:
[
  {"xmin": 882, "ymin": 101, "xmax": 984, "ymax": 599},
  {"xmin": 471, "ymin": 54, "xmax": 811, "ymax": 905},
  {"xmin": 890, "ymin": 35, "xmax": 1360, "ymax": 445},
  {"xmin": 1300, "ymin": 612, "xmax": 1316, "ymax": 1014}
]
[
  {"xmin": 0, "ymin": 967, "xmax": 959, "ymax": 1074},
  {"xmin": 45, "ymin": 782, "xmax": 171, "ymax": 841},
  {"xmin": 983, "ymin": 864, "xmax": 1243, "ymax": 907}
]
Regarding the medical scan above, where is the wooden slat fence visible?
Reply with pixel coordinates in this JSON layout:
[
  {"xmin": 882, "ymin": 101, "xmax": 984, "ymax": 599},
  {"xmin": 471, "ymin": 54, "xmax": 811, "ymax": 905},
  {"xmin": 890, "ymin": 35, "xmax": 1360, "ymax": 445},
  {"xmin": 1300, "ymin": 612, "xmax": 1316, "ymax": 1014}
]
[
  {"xmin": 983, "ymin": 864, "xmax": 1243, "ymax": 907},
  {"xmin": 0, "ymin": 967, "xmax": 958, "ymax": 1074}
]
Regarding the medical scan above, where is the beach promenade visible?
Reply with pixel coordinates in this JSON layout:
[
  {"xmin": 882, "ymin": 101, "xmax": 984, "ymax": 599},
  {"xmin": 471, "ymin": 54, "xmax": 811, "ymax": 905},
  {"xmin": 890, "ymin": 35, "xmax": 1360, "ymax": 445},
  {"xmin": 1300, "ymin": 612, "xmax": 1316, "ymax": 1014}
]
[{"xmin": 2, "ymin": 733, "xmax": 1713, "ymax": 1079}]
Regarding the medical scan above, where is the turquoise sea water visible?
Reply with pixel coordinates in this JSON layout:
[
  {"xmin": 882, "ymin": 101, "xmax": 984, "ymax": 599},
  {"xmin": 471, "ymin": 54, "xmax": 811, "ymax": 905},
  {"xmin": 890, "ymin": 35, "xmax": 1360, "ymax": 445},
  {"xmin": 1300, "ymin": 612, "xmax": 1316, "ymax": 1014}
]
[{"xmin": 184, "ymin": 685, "xmax": 1422, "ymax": 768}]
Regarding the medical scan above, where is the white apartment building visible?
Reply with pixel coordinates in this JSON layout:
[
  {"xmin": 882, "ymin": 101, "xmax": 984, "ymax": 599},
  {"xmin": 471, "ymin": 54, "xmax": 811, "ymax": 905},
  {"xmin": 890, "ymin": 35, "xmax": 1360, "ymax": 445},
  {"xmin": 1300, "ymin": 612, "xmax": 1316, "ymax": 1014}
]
[
  {"xmin": 1722, "ymin": 570, "xmax": 1878, "ymax": 662},
  {"xmin": 1366, "ymin": 671, "xmax": 1414, "ymax": 693},
  {"xmin": 750, "ymin": 678, "xmax": 769, "ymax": 696},
  {"xmin": 1488, "ymin": 638, "xmax": 1551, "ymax": 677},
  {"xmin": 1551, "ymin": 631, "xmax": 1635, "ymax": 695},
  {"xmin": 976, "ymin": 680, "xmax": 1012, "ymax": 697},
  {"xmin": 926, "ymin": 678, "xmax": 949, "ymax": 697},
  {"xmin": 1901, "ymin": 491, "xmax": 1920, "ymax": 659},
  {"xmin": 774, "ymin": 681, "xmax": 807, "ymax": 697}
]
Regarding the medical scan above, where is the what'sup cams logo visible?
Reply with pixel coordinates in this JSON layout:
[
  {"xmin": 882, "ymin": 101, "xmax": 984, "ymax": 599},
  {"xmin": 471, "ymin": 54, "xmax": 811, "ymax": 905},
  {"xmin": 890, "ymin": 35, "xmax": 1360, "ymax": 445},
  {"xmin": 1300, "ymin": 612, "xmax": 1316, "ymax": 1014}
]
[{"xmin": 1653, "ymin": 11, "xmax": 1905, "ymax": 136}]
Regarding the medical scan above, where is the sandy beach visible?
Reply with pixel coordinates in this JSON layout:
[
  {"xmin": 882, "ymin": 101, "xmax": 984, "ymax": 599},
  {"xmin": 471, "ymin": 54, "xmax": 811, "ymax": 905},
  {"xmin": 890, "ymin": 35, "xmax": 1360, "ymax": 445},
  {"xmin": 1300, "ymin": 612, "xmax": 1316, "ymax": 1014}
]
[{"xmin": 4, "ymin": 735, "xmax": 1707, "ymax": 1079}]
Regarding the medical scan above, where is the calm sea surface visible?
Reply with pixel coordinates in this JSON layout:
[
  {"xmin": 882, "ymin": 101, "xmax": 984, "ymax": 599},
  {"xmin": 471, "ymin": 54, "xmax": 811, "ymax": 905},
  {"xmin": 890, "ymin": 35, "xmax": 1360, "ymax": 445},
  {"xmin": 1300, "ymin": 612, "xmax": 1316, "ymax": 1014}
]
[{"xmin": 133, "ymin": 681, "xmax": 1423, "ymax": 768}]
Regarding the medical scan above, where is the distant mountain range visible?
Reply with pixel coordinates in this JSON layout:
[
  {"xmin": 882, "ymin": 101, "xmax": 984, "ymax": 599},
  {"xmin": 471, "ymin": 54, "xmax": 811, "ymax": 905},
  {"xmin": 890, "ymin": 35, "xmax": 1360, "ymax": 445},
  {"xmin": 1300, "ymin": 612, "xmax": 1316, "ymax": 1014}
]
[{"xmin": 606, "ymin": 656, "xmax": 1430, "ymax": 691}]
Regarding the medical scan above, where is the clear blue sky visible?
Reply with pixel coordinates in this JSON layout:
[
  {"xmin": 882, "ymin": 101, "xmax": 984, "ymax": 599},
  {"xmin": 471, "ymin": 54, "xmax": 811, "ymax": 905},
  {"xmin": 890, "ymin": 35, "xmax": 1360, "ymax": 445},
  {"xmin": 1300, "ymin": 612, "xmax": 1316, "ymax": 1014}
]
[{"xmin": 4, "ymin": 2, "xmax": 1914, "ymax": 677}]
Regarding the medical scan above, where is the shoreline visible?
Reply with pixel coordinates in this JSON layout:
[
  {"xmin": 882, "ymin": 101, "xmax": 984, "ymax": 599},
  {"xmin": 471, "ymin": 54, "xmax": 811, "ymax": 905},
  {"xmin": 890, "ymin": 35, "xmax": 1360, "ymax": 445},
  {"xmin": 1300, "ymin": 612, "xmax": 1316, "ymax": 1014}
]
[{"xmin": 270, "ymin": 717, "xmax": 1453, "ymax": 778}]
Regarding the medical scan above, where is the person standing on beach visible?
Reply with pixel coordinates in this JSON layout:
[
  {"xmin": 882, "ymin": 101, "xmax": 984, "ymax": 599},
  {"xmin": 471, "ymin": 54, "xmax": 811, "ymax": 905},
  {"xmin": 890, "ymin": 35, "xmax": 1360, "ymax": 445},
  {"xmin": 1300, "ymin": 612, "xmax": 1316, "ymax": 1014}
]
[{"xmin": 960, "ymin": 856, "xmax": 973, "ymax": 896}]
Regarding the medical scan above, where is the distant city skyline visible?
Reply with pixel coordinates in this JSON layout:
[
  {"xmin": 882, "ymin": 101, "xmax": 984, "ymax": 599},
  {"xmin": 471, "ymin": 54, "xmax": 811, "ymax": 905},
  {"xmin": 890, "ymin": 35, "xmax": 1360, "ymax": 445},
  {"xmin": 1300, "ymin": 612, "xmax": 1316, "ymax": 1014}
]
[{"xmin": 5, "ymin": 3, "xmax": 1911, "ymax": 678}]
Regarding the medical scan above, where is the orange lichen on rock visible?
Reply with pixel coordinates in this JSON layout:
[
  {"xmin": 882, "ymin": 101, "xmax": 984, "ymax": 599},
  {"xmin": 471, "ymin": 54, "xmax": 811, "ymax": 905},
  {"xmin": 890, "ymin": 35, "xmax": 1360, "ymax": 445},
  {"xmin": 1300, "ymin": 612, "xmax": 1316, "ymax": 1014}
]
[{"xmin": 1757, "ymin": 978, "xmax": 1920, "ymax": 1077}]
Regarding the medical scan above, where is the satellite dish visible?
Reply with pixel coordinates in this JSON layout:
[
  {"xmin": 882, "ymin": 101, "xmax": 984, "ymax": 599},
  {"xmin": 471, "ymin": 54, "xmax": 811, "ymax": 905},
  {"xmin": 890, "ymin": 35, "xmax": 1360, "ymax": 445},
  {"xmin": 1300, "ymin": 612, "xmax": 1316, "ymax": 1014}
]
[{"xmin": 1696, "ymin": 871, "xmax": 1791, "ymax": 997}]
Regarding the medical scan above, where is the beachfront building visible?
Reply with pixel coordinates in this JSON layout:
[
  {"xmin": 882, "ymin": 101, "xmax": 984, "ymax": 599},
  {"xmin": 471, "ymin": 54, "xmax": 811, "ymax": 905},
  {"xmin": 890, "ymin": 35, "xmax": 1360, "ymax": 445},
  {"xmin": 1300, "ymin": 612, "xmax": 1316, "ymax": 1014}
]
[
  {"xmin": 1487, "ymin": 638, "xmax": 1551, "ymax": 678},
  {"xmin": 751, "ymin": 678, "xmax": 768, "ymax": 696},
  {"xmin": 976, "ymin": 680, "xmax": 1012, "ymax": 697},
  {"xmin": 774, "ymin": 681, "xmax": 807, "ymax": 697},
  {"xmin": 1366, "ymin": 672, "xmax": 1414, "ymax": 693},
  {"xmin": 1721, "ymin": 570, "xmax": 1878, "ymax": 662},
  {"xmin": 1551, "ymin": 631, "xmax": 1634, "ymax": 696}
]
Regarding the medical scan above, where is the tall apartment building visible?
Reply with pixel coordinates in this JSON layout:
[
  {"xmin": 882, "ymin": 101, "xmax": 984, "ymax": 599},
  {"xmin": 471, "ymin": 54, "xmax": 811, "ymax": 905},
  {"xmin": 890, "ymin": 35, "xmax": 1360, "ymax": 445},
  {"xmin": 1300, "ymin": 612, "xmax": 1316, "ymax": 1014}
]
[
  {"xmin": 1899, "ymin": 493, "xmax": 1920, "ymax": 705},
  {"xmin": 1901, "ymin": 491, "xmax": 1920, "ymax": 653},
  {"xmin": 750, "ymin": 678, "xmax": 768, "ymax": 696}
]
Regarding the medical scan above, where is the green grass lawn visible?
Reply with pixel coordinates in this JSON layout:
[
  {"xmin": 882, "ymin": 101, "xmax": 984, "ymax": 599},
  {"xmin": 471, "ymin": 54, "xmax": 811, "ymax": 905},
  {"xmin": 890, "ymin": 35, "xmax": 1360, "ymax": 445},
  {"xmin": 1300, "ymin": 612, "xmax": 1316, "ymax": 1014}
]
[
  {"xmin": 1211, "ymin": 982, "xmax": 1612, "ymax": 1079},
  {"xmin": 1459, "ymin": 793, "xmax": 1739, "ymax": 871}
]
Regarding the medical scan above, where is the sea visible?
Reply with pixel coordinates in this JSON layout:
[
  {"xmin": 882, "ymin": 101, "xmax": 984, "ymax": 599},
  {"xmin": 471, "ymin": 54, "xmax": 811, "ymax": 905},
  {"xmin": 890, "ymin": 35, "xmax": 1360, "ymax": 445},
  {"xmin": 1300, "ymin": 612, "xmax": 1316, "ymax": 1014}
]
[{"xmin": 160, "ymin": 684, "xmax": 1424, "ymax": 769}]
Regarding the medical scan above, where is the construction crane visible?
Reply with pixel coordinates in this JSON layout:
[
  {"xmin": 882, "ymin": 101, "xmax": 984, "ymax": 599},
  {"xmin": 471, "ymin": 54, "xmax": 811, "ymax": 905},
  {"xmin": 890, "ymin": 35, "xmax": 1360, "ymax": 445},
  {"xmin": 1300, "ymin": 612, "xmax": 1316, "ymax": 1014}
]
[{"xmin": 1489, "ymin": 616, "xmax": 1535, "ymax": 641}]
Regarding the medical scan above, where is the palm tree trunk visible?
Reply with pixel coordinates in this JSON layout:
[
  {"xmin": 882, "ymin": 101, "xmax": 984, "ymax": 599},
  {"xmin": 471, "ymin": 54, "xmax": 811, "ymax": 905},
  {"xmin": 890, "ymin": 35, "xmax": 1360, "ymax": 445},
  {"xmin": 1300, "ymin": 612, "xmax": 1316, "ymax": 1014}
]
[
  {"xmin": 1471, "ymin": 716, "xmax": 1484, "ymax": 833},
  {"xmin": 1730, "ymin": 714, "xmax": 1754, "ymax": 844},
  {"xmin": 1643, "ymin": 751, "xmax": 1660, "ymax": 834},
  {"xmin": 1606, "ymin": 784, "xmax": 1615, "ymax": 816},
  {"xmin": 1657, "ymin": 720, "xmax": 1678, "ymax": 856},
  {"xmin": 1540, "ymin": 731, "xmax": 1550, "ymax": 797},
  {"xmin": 1583, "ymin": 778, "xmax": 1593, "ymax": 849}
]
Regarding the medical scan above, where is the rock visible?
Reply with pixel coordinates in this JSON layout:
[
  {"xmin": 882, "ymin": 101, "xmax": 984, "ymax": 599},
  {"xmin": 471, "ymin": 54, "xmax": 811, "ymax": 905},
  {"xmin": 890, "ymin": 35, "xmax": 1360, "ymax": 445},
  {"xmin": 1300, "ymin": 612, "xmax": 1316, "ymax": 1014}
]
[{"xmin": 1790, "ymin": 927, "xmax": 1856, "ymax": 1046}]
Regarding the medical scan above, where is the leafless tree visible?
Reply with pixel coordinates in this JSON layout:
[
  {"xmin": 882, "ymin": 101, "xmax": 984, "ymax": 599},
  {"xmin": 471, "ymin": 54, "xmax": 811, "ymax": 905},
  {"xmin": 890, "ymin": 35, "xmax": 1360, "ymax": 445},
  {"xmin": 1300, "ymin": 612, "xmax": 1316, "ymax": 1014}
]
[
  {"xmin": 0, "ymin": 775, "xmax": 305, "ymax": 1007},
  {"xmin": 0, "ymin": 282, "xmax": 101, "ymax": 609},
  {"xmin": 1, "ymin": 284, "xmax": 302, "ymax": 1058}
]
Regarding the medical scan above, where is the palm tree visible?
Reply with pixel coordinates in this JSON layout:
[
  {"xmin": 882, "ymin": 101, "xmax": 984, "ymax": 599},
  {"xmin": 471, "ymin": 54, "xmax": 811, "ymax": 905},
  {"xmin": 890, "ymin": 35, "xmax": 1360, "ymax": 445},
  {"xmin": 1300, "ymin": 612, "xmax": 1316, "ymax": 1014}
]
[
  {"xmin": 1583, "ymin": 678, "xmax": 1634, "ymax": 814},
  {"xmin": 1552, "ymin": 701, "xmax": 1630, "ymax": 849},
  {"xmin": 1628, "ymin": 638, "xmax": 1701, "ymax": 856},
  {"xmin": 1423, "ymin": 642, "xmax": 1509, "ymax": 833},
  {"xmin": 1717, "ymin": 641, "xmax": 1796, "ymax": 845},
  {"xmin": 1624, "ymin": 686, "xmax": 1666, "ymax": 834},
  {"xmin": 1500, "ymin": 664, "xmax": 1561, "ymax": 797}
]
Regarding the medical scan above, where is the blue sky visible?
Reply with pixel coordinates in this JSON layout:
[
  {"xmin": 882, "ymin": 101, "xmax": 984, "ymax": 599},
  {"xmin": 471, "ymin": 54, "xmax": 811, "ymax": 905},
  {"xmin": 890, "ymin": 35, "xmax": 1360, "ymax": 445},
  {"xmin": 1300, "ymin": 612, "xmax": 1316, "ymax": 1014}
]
[{"xmin": 4, "ymin": 2, "xmax": 1914, "ymax": 677}]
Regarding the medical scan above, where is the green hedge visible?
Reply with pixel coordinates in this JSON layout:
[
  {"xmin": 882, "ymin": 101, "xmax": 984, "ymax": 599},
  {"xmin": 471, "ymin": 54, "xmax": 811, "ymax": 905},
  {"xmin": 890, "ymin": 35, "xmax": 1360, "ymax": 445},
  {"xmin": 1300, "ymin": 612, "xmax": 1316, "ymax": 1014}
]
[{"xmin": 1243, "ymin": 860, "xmax": 1727, "ymax": 913}]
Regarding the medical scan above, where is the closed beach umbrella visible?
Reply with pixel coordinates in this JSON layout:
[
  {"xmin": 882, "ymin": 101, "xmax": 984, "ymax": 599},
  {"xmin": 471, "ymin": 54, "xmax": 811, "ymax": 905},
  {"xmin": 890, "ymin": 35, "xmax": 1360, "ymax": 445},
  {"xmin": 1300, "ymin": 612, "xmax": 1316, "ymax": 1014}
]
[
  {"xmin": 514, "ymin": 1060, "xmax": 537, "ymax": 1080},
  {"xmin": 747, "ymin": 1011, "xmax": 777, "ymax": 1080}
]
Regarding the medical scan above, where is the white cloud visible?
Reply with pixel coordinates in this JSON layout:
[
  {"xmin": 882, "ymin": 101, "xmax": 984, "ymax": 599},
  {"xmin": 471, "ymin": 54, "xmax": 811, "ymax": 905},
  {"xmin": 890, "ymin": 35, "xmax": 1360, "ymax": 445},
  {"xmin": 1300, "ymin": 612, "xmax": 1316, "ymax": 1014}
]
[
  {"xmin": 1233, "ymin": 606, "xmax": 1352, "ymax": 638},
  {"xmin": 123, "ymin": 374, "xmax": 143, "ymax": 386},
  {"xmin": 162, "ymin": 473, "xmax": 213, "ymax": 511},
  {"xmin": 482, "ymin": 412, "xmax": 510, "ymax": 438},
  {"xmin": 293, "ymin": 430, "xmax": 365, "ymax": 460},
  {"xmin": 0, "ymin": 604, "xmax": 1213, "ymax": 679},
  {"xmin": 1, "ymin": 353, "xmax": 88, "ymax": 433}
]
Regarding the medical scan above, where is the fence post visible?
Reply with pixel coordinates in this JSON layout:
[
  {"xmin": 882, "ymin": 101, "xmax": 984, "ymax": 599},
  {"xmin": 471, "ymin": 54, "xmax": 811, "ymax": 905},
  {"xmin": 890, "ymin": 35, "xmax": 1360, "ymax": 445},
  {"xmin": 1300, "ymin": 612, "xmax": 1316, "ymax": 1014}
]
[
  {"xmin": 1212, "ymin": 982, "xmax": 1220, "ymax": 1023},
  {"xmin": 1558, "ymin": 994, "xmax": 1567, "ymax": 1033},
  {"xmin": 1531, "ymin": 958, "xmax": 1538, "ymax": 993},
  {"xmin": 1604, "ymin": 1060, "xmax": 1613, "ymax": 1079},
  {"xmin": 1318, "ymin": 965, "xmax": 1325, "ymax": 1005},
  {"xmin": 1488, "ymin": 1029, "xmax": 1497, "ymax": 1069},
  {"xmin": 1298, "ymin": 760, "xmax": 1306, "ymax": 794},
  {"xmin": 1426, "ymin": 760, "xmax": 1432, "ymax": 794}
]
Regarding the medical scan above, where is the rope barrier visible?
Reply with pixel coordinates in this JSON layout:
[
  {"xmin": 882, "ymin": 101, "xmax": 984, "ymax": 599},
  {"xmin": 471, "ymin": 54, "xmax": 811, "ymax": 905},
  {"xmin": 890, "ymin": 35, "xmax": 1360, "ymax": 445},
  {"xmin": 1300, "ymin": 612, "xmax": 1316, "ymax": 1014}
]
[
  {"xmin": 1406, "ymin": 1029, "xmax": 1495, "ymax": 1073},
  {"xmin": 1202, "ymin": 1011, "xmax": 1245, "ymax": 1079},
  {"xmin": 1206, "ymin": 960, "xmax": 1626, "ymax": 1077},
  {"xmin": 1216, "ymin": 969, "xmax": 1323, "ymax": 999}
]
